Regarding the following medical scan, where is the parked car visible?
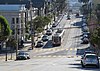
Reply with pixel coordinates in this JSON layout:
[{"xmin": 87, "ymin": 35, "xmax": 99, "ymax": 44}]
[
  {"xmin": 42, "ymin": 35, "xmax": 48, "ymax": 41},
  {"xmin": 82, "ymin": 23, "xmax": 87, "ymax": 27},
  {"xmin": 46, "ymin": 29, "xmax": 52, "ymax": 35},
  {"xmin": 81, "ymin": 38, "xmax": 89, "ymax": 44},
  {"xmin": 36, "ymin": 40, "xmax": 44, "ymax": 47},
  {"xmin": 56, "ymin": 29, "xmax": 63, "ymax": 33},
  {"xmin": 16, "ymin": 52, "xmax": 30, "ymax": 60},
  {"xmin": 82, "ymin": 26, "xmax": 89, "ymax": 32},
  {"xmin": 81, "ymin": 53, "xmax": 99, "ymax": 68},
  {"xmin": 52, "ymin": 23, "xmax": 57, "ymax": 27},
  {"xmin": 82, "ymin": 32, "xmax": 90, "ymax": 37},
  {"xmin": 75, "ymin": 13, "xmax": 79, "ymax": 18},
  {"xmin": 81, "ymin": 35, "xmax": 89, "ymax": 40}
]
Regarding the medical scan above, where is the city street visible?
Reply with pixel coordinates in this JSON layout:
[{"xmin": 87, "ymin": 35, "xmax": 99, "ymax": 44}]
[{"xmin": 0, "ymin": 14, "xmax": 100, "ymax": 71}]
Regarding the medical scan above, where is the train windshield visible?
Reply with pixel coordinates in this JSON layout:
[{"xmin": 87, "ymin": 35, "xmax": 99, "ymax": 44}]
[{"xmin": 53, "ymin": 36, "xmax": 61, "ymax": 42}]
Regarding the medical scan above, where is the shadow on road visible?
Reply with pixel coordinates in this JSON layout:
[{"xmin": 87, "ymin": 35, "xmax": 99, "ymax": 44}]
[
  {"xmin": 69, "ymin": 63, "xmax": 100, "ymax": 70},
  {"xmin": 43, "ymin": 40, "xmax": 53, "ymax": 49},
  {"xmin": 76, "ymin": 46, "xmax": 96, "ymax": 56}
]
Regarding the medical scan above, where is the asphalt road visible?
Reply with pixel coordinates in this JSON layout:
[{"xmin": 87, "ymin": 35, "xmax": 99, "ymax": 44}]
[
  {"xmin": 0, "ymin": 14, "xmax": 99, "ymax": 71},
  {"xmin": 0, "ymin": 57, "xmax": 100, "ymax": 71}
]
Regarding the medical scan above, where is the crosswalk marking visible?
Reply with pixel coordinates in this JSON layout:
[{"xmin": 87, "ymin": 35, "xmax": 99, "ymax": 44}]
[
  {"xmin": 33, "ymin": 48, "xmax": 77, "ymax": 52},
  {"xmin": 32, "ymin": 55, "xmax": 80, "ymax": 58}
]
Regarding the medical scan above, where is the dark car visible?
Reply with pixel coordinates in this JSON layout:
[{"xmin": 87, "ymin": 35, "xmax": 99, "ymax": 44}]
[
  {"xmin": 16, "ymin": 52, "xmax": 30, "ymax": 60},
  {"xmin": 75, "ymin": 13, "xmax": 79, "ymax": 18},
  {"xmin": 42, "ymin": 35, "xmax": 48, "ymax": 41},
  {"xmin": 52, "ymin": 23, "xmax": 57, "ymax": 27},
  {"xmin": 81, "ymin": 51, "xmax": 96, "ymax": 59},
  {"xmin": 46, "ymin": 29, "xmax": 52, "ymax": 35},
  {"xmin": 67, "ymin": 16, "xmax": 70, "ymax": 20},
  {"xmin": 82, "ymin": 32, "xmax": 90, "ymax": 37},
  {"xmin": 36, "ymin": 40, "xmax": 44, "ymax": 47}
]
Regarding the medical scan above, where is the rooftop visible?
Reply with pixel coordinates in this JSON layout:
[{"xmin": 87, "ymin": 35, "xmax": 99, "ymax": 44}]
[{"xmin": 0, "ymin": 5, "xmax": 26, "ymax": 11}]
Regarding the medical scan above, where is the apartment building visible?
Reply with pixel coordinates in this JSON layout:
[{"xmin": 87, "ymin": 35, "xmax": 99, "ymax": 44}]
[{"xmin": 0, "ymin": 5, "xmax": 26, "ymax": 41}]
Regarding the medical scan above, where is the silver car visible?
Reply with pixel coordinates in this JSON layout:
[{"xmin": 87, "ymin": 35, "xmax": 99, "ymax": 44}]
[
  {"xmin": 81, "ymin": 53, "xmax": 99, "ymax": 68},
  {"xmin": 16, "ymin": 52, "xmax": 30, "ymax": 60}
]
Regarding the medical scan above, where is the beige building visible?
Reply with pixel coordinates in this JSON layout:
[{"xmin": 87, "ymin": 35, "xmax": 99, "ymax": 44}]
[{"xmin": 0, "ymin": 5, "xmax": 26, "ymax": 41}]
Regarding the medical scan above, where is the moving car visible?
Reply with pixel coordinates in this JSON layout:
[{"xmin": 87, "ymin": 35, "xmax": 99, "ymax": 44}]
[
  {"xmin": 42, "ymin": 35, "xmax": 48, "ymax": 41},
  {"xmin": 81, "ymin": 53, "xmax": 99, "ymax": 68},
  {"xmin": 36, "ymin": 40, "xmax": 44, "ymax": 47},
  {"xmin": 16, "ymin": 52, "xmax": 30, "ymax": 60}
]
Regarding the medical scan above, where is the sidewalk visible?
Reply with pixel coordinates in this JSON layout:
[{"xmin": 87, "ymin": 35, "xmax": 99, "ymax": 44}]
[{"xmin": 88, "ymin": 44, "xmax": 100, "ymax": 58}]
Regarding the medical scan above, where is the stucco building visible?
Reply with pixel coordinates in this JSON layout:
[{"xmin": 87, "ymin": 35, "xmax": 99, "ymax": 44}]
[{"xmin": 0, "ymin": 5, "xmax": 26, "ymax": 40}]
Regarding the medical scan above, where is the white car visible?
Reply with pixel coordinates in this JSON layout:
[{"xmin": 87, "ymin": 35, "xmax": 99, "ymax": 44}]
[{"xmin": 81, "ymin": 53, "xmax": 99, "ymax": 68}]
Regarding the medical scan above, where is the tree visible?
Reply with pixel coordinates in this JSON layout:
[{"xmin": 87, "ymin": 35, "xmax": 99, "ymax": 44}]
[
  {"xmin": 33, "ymin": 16, "xmax": 44, "ymax": 31},
  {"xmin": 32, "ymin": 16, "xmax": 51, "ymax": 33},
  {"xmin": 6, "ymin": 37, "xmax": 17, "ymax": 49},
  {"xmin": 0, "ymin": 16, "xmax": 12, "ymax": 61},
  {"xmin": 96, "ymin": 4, "xmax": 100, "ymax": 24},
  {"xmin": 90, "ymin": 27, "xmax": 100, "ymax": 48},
  {"xmin": 43, "ymin": 16, "xmax": 51, "ymax": 26},
  {"xmin": 0, "ymin": 16, "xmax": 12, "ymax": 41}
]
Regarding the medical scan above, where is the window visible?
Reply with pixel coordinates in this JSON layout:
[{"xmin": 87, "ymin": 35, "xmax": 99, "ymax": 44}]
[
  {"xmin": 16, "ymin": 18, "xmax": 19, "ymax": 23},
  {"xmin": 12, "ymin": 18, "xmax": 15, "ymax": 24}
]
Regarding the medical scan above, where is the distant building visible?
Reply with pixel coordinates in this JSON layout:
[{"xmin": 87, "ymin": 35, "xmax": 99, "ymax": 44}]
[
  {"xmin": 0, "ymin": 0, "xmax": 45, "ymax": 8},
  {"xmin": 0, "ymin": 5, "xmax": 26, "ymax": 40}
]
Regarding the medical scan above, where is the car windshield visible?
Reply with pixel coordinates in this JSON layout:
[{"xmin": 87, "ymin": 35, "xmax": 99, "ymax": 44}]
[
  {"xmin": 38, "ymin": 41, "xmax": 42, "ymax": 43},
  {"xmin": 18, "ymin": 52, "xmax": 25, "ymax": 55},
  {"xmin": 43, "ymin": 35, "xmax": 47, "ymax": 37},
  {"xmin": 86, "ymin": 55, "xmax": 97, "ymax": 59}
]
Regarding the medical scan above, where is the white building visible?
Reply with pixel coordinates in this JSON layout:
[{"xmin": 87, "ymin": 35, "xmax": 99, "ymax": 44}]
[{"xmin": 0, "ymin": 4, "xmax": 27, "ymax": 41}]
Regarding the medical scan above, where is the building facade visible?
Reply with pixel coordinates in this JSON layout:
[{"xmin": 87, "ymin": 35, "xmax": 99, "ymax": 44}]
[{"xmin": 0, "ymin": 5, "xmax": 26, "ymax": 41}]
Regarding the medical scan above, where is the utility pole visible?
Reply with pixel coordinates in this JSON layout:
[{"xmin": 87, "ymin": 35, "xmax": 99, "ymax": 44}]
[
  {"xmin": 15, "ymin": 17, "xmax": 18, "ymax": 59},
  {"xmin": 29, "ymin": 0, "xmax": 34, "ymax": 49}
]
